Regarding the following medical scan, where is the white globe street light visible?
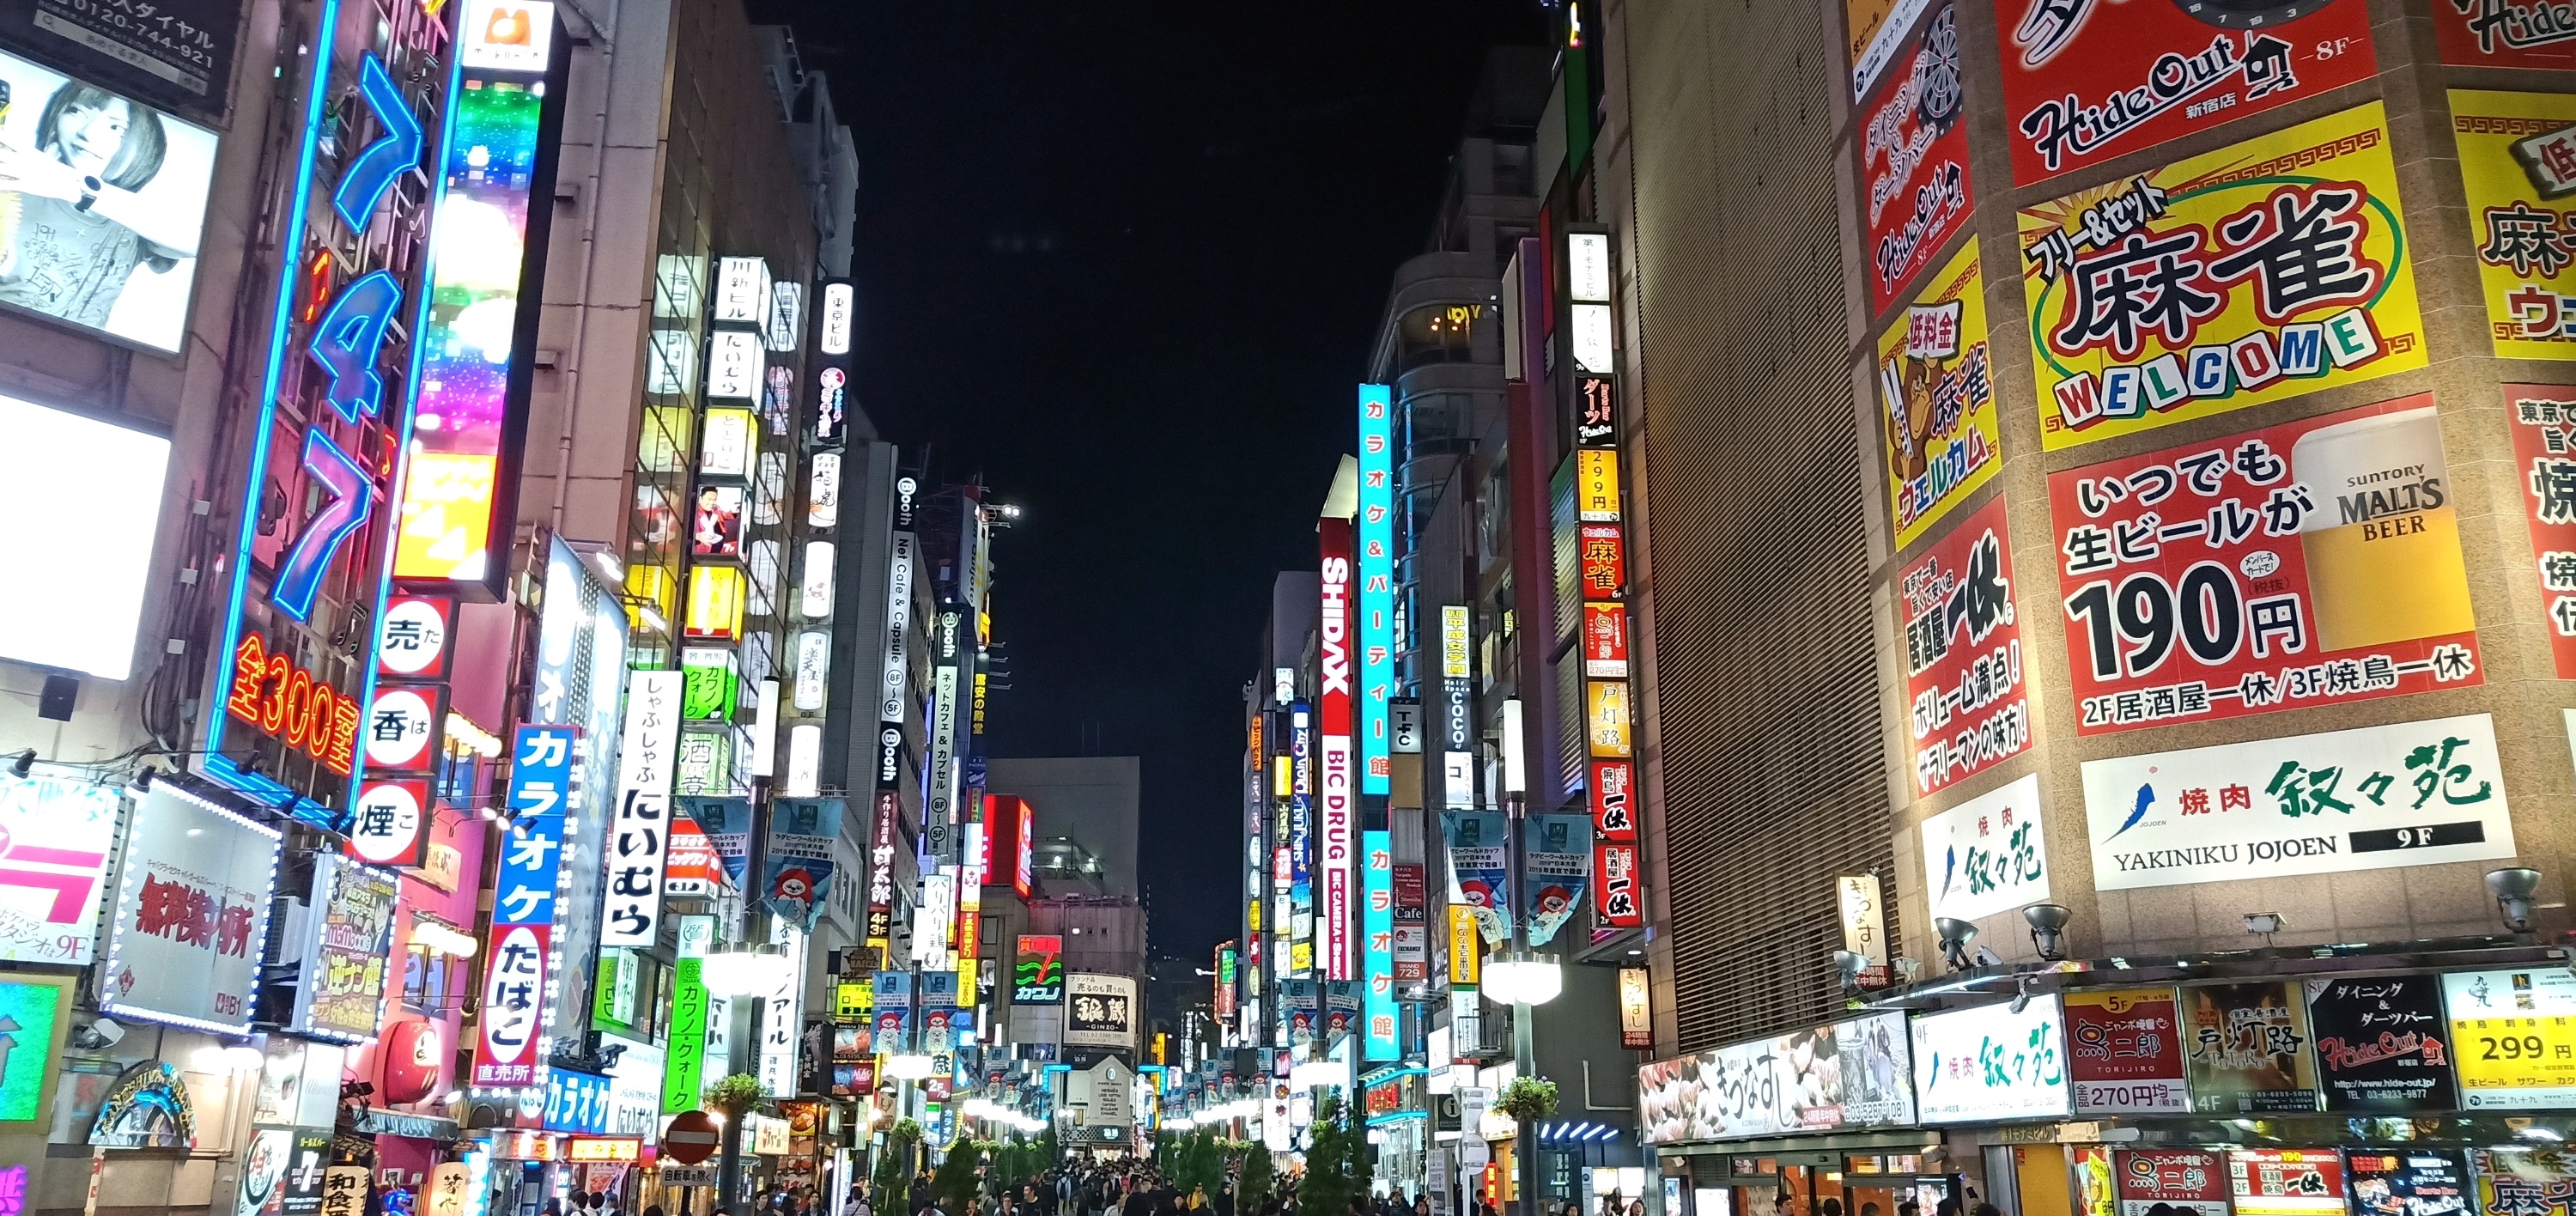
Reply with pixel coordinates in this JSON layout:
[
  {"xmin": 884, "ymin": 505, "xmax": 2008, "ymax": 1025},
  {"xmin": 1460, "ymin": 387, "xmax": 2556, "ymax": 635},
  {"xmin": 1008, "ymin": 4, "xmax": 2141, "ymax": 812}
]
[
  {"xmin": 1482, "ymin": 952, "xmax": 1563, "ymax": 1006},
  {"xmin": 698, "ymin": 945, "xmax": 792, "ymax": 996}
]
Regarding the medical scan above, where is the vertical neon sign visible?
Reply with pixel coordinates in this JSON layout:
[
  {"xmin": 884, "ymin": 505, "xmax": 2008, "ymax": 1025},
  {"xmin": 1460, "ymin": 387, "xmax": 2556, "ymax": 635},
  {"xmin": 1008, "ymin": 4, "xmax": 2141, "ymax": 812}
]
[
  {"xmin": 1317, "ymin": 519, "xmax": 1354, "ymax": 982},
  {"xmin": 393, "ymin": 2, "xmax": 564, "ymax": 593},
  {"xmin": 1362, "ymin": 828, "xmax": 1397, "ymax": 1060},
  {"xmin": 203, "ymin": 2, "xmax": 466, "ymax": 825},
  {"xmin": 1357, "ymin": 383, "xmax": 1395, "ymax": 797}
]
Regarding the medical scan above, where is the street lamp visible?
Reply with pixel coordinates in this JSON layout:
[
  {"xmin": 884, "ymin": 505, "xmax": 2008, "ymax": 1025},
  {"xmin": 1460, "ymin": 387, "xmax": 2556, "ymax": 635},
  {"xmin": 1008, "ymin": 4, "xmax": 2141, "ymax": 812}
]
[
  {"xmin": 1481, "ymin": 952, "xmax": 1562, "ymax": 1006},
  {"xmin": 700, "ymin": 945, "xmax": 793, "ymax": 996},
  {"xmin": 1499, "ymin": 700, "xmax": 1552, "ymax": 1216}
]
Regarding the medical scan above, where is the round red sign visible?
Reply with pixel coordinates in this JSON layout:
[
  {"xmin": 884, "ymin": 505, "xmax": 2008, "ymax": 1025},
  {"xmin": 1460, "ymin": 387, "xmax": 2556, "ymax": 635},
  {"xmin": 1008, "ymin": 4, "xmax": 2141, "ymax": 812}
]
[{"xmin": 661, "ymin": 1110, "xmax": 720, "ymax": 1165}]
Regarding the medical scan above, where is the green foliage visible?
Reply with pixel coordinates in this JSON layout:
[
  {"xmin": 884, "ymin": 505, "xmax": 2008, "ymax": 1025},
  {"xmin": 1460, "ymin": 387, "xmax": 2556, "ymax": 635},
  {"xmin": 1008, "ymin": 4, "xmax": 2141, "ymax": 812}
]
[
  {"xmin": 1236, "ymin": 1140, "xmax": 1275, "ymax": 1208},
  {"xmin": 872, "ymin": 1117, "xmax": 926, "ymax": 1213},
  {"xmin": 935, "ymin": 1137, "xmax": 986, "ymax": 1213},
  {"xmin": 1297, "ymin": 1093, "xmax": 1369, "ymax": 1216},
  {"xmin": 987, "ymin": 1135, "xmax": 1052, "ymax": 1200},
  {"xmin": 1164, "ymin": 1128, "xmax": 1226, "ymax": 1199},
  {"xmin": 873, "ymin": 1133, "xmax": 912, "ymax": 1215},
  {"xmin": 704, "ymin": 1073, "xmax": 765, "ymax": 1117},
  {"xmin": 1494, "ymin": 1077, "xmax": 1558, "ymax": 1123}
]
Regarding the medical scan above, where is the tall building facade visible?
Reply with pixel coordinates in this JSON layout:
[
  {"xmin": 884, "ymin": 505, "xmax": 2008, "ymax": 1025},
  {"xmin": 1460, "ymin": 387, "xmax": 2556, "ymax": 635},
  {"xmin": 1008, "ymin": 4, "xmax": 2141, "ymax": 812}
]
[
  {"xmin": 1220, "ymin": 51, "xmax": 1651, "ymax": 1201},
  {"xmin": 1590, "ymin": 0, "xmax": 2576, "ymax": 1212},
  {"xmin": 0, "ymin": 0, "xmax": 921, "ymax": 1210}
]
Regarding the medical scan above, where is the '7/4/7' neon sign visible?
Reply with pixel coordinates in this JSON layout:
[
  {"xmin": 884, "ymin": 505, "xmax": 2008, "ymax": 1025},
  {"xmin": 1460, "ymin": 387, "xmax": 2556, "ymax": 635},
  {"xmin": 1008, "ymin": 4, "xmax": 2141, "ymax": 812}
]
[{"xmin": 204, "ymin": 3, "xmax": 461, "ymax": 825}]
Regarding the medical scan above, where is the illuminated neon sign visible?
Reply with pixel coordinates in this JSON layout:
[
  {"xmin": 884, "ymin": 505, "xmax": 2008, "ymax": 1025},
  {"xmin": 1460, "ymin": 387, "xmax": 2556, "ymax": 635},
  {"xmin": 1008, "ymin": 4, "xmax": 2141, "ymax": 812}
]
[
  {"xmin": 201, "ymin": 0, "xmax": 469, "ymax": 825},
  {"xmin": 223, "ymin": 635, "xmax": 360, "ymax": 778},
  {"xmin": 393, "ymin": 3, "xmax": 564, "ymax": 592},
  {"xmin": 1356, "ymin": 383, "xmax": 1394, "ymax": 796}
]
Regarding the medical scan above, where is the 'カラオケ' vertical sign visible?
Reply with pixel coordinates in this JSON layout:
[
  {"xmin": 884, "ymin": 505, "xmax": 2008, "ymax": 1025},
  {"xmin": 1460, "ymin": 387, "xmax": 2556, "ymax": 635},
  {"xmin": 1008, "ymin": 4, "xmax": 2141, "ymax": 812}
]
[
  {"xmin": 1357, "ymin": 385, "xmax": 1395, "ymax": 796},
  {"xmin": 471, "ymin": 723, "xmax": 576, "ymax": 1089}
]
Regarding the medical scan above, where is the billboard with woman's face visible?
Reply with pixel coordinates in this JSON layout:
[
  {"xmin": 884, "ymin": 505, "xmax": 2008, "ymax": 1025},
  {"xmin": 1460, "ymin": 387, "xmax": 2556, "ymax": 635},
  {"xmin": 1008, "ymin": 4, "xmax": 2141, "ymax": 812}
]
[{"xmin": 0, "ymin": 46, "xmax": 216, "ymax": 352}]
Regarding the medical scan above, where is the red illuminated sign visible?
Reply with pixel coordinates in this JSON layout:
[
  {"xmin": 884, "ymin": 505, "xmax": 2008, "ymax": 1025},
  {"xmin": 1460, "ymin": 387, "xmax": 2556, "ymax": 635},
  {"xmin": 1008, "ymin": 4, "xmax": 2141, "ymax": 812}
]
[
  {"xmin": 1589, "ymin": 760, "xmax": 1637, "ymax": 842},
  {"xmin": 346, "ymin": 779, "xmax": 432, "ymax": 867},
  {"xmin": 1581, "ymin": 603, "xmax": 1629, "ymax": 678},
  {"xmin": 1015, "ymin": 799, "xmax": 1034, "ymax": 897},
  {"xmin": 225, "ymin": 634, "xmax": 360, "ymax": 777},
  {"xmin": 1578, "ymin": 524, "xmax": 1625, "ymax": 599},
  {"xmin": 1595, "ymin": 842, "xmax": 1643, "ymax": 927},
  {"xmin": 1319, "ymin": 517, "xmax": 1355, "ymax": 982},
  {"xmin": 981, "ymin": 795, "xmax": 1039, "ymax": 901}
]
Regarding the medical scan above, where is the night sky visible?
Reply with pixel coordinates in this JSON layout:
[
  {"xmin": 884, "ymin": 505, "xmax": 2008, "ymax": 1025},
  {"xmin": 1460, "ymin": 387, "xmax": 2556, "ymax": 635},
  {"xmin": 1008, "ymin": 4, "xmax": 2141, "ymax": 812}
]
[{"xmin": 746, "ymin": 0, "xmax": 1549, "ymax": 965}]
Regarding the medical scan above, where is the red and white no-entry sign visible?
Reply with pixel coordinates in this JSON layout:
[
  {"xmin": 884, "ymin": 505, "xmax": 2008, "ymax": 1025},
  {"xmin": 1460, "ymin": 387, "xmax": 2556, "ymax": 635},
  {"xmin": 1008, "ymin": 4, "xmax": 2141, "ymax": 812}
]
[{"xmin": 661, "ymin": 1111, "xmax": 721, "ymax": 1165}]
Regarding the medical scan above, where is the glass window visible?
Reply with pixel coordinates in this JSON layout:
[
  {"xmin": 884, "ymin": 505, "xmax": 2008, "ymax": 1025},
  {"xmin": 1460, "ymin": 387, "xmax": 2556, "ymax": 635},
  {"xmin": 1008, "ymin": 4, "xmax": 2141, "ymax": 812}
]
[
  {"xmin": 1399, "ymin": 303, "xmax": 1483, "ymax": 369},
  {"xmin": 401, "ymin": 939, "xmax": 461, "ymax": 1014}
]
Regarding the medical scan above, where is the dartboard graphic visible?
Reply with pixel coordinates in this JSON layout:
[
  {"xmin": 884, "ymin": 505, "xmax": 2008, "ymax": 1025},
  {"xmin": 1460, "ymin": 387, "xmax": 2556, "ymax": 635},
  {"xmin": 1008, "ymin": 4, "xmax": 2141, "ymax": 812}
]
[
  {"xmin": 1912, "ymin": 5, "xmax": 1963, "ymax": 130},
  {"xmin": 2174, "ymin": 0, "xmax": 2349, "ymax": 29}
]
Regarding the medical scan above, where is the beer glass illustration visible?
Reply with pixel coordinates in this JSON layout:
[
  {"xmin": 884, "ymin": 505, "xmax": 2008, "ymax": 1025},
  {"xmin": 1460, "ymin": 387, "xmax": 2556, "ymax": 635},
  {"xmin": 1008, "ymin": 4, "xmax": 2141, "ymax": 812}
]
[{"xmin": 2293, "ymin": 405, "xmax": 2474, "ymax": 652}]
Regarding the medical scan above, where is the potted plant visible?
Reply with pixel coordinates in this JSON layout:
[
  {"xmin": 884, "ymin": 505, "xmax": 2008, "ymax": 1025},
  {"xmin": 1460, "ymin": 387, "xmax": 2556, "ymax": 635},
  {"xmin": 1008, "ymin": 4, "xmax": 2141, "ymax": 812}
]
[{"xmin": 1493, "ymin": 1077, "xmax": 1558, "ymax": 1123}]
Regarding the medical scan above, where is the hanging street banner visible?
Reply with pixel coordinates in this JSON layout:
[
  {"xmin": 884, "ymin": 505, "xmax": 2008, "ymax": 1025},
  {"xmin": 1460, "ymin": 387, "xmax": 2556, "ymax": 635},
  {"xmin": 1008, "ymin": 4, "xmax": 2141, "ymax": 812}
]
[
  {"xmin": 1441, "ymin": 811, "xmax": 1510, "ymax": 945},
  {"xmin": 2046, "ymin": 395, "xmax": 2478, "ymax": 734},
  {"xmin": 1857, "ymin": 3, "xmax": 1971, "ymax": 315},
  {"xmin": 1989, "ymin": 0, "xmax": 2375, "ymax": 186},
  {"xmin": 1878, "ymin": 237, "xmax": 1997, "ymax": 550},
  {"xmin": 2081, "ymin": 714, "xmax": 2516, "ymax": 892},
  {"xmin": 763, "ymin": 798, "xmax": 842, "ymax": 929},
  {"xmin": 2452, "ymin": 92, "xmax": 2576, "ymax": 358},
  {"xmin": 2019, "ymin": 102, "xmax": 2424, "ymax": 452},
  {"xmin": 1522, "ymin": 814, "xmax": 1590, "ymax": 948},
  {"xmin": 1898, "ymin": 494, "xmax": 2028, "ymax": 792},
  {"xmin": 1917, "ymin": 773, "xmax": 2050, "ymax": 926}
]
